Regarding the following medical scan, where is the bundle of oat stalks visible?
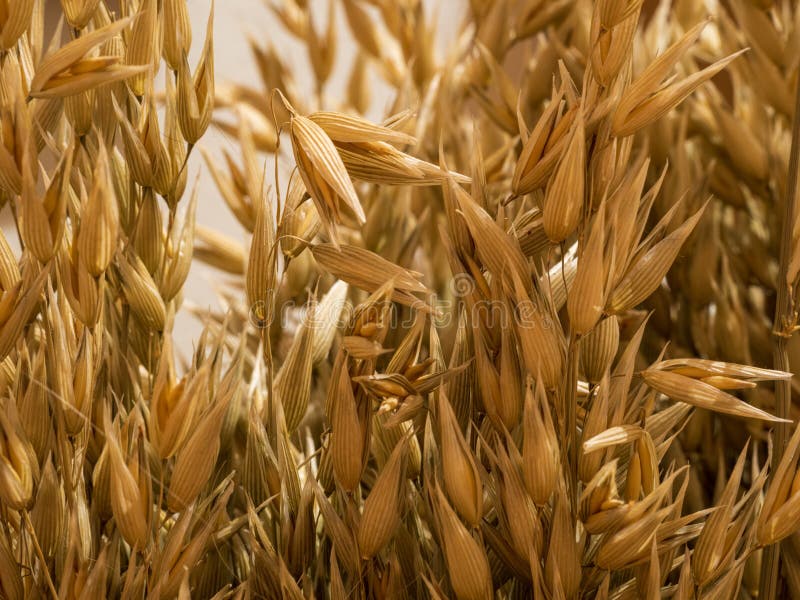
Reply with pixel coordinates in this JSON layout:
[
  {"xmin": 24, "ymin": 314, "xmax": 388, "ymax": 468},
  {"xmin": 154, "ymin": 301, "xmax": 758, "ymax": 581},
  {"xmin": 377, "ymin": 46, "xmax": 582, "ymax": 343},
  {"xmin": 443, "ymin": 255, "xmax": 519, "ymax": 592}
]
[{"xmin": 3, "ymin": 0, "xmax": 800, "ymax": 597}]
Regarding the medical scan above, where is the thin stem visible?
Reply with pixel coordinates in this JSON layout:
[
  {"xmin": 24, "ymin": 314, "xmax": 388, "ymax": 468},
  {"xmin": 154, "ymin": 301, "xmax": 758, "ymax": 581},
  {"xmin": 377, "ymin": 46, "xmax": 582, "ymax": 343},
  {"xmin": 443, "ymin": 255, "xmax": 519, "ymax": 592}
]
[
  {"xmin": 565, "ymin": 333, "xmax": 579, "ymax": 513},
  {"xmin": 759, "ymin": 65, "xmax": 800, "ymax": 600},
  {"xmin": 22, "ymin": 510, "xmax": 58, "ymax": 600}
]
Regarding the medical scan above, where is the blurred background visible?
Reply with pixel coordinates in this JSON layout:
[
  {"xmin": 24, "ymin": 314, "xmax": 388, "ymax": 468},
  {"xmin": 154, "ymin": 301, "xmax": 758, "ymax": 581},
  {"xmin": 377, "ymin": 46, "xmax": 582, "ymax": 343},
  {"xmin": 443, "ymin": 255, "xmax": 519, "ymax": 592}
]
[{"xmin": 0, "ymin": 0, "xmax": 464, "ymax": 350}]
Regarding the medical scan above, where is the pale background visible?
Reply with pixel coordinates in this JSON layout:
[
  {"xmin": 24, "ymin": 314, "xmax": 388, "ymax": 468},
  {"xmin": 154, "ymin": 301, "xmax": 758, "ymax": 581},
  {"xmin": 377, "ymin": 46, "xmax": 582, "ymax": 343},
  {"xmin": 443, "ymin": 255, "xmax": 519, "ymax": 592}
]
[
  {"xmin": 0, "ymin": 0, "xmax": 465, "ymax": 350},
  {"xmin": 182, "ymin": 0, "xmax": 462, "ymax": 348}
]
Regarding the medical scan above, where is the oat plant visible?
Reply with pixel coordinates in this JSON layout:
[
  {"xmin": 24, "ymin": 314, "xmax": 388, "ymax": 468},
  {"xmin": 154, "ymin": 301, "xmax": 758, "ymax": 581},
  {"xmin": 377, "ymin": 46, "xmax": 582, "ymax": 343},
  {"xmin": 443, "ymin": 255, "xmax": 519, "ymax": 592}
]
[{"xmin": 1, "ymin": 0, "xmax": 800, "ymax": 598}]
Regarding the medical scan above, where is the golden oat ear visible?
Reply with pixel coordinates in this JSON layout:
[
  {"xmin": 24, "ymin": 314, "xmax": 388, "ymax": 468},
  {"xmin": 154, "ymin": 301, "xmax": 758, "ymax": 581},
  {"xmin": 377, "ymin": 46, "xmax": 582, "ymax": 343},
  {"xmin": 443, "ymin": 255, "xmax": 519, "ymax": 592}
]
[
  {"xmin": 357, "ymin": 435, "xmax": 407, "ymax": 558},
  {"xmin": 431, "ymin": 482, "xmax": 494, "ymax": 600},
  {"xmin": 311, "ymin": 242, "xmax": 430, "ymax": 310},
  {"xmin": 30, "ymin": 16, "xmax": 147, "ymax": 99},
  {"xmin": 608, "ymin": 200, "xmax": 707, "ymax": 313},
  {"xmin": 567, "ymin": 203, "xmax": 606, "ymax": 335}
]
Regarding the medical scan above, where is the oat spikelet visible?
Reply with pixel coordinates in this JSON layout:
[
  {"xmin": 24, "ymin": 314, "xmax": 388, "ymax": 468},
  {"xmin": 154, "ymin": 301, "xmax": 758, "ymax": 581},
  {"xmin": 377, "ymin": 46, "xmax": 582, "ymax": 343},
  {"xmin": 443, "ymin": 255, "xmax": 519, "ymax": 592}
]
[
  {"xmin": 543, "ymin": 112, "xmax": 585, "ymax": 243},
  {"xmin": 357, "ymin": 436, "xmax": 407, "ymax": 558},
  {"xmin": 432, "ymin": 484, "xmax": 493, "ymax": 600},
  {"xmin": 438, "ymin": 394, "xmax": 483, "ymax": 527}
]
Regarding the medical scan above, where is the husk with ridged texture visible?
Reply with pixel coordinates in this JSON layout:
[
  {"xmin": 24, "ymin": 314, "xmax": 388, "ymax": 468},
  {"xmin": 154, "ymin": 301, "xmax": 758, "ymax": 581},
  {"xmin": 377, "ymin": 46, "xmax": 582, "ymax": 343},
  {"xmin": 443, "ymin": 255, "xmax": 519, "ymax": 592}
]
[
  {"xmin": 0, "ymin": 0, "xmax": 796, "ymax": 596},
  {"xmin": 432, "ymin": 484, "xmax": 493, "ymax": 600},
  {"xmin": 328, "ymin": 356, "xmax": 364, "ymax": 492},
  {"xmin": 116, "ymin": 251, "xmax": 166, "ymax": 331},
  {"xmin": 167, "ymin": 387, "xmax": 232, "ymax": 512},
  {"xmin": 104, "ymin": 420, "xmax": 149, "ymax": 550},
  {"xmin": 275, "ymin": 300, "xmax": 316, "ymax": 432},
  {"xmin": 580, "ymin": 315, "xmax": 619, "ymax": 383},
  {"xmin": 543, "ymin": 113, "xmax": 585, "ymax": 243},
  {"xmin": 608, "ymin": 202, "xmax": 706, "ymax": 313},
  {"xmin": 642, "ymin": 368, "xmax": 787, "ymax": 422},
  {"xmin": 438, "ymin": 394, "xmax": 483, "ymax": 528},
  {"xmin": 357, "ymin": 436, "xmax": 407, "ymax": 558},
  {"xmin": 567, "ymin": 204, "xmax": 606, "ymax": 334},
  {"xmin": 311, "ymin": 242, "xmax": 430, "ymax": 309}
]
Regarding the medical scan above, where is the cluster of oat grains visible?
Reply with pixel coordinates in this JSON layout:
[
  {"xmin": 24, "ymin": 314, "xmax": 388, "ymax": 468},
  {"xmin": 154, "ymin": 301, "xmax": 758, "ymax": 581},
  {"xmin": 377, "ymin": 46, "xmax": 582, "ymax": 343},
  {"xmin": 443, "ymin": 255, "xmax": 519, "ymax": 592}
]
[{"xmin": 2, "ymin": 0, "xmax": 800, "ymax": 597}]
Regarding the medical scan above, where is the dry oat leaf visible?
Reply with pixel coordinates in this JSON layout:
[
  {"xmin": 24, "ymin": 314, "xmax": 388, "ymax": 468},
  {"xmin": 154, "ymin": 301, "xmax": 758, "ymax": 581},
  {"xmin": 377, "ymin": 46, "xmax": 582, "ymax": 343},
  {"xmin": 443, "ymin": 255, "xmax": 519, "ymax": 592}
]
[{"xmin": 641, "ymin": 368, "xmax": 787, "ymax": 422}]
